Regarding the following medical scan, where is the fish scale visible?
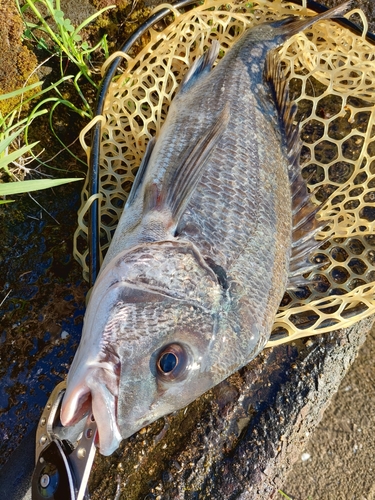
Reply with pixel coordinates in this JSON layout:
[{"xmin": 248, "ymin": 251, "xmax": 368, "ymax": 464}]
[{"xmin": 61, "ymin": 1, "xmax": 351, "ymax": 456}]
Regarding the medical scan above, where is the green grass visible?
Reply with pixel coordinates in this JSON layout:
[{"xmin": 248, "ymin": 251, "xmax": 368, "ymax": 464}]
[
  {"xmin": 278, "ymin": 489, "xmax": 313, "ymax": 500},
  {"xmin": 18, "ymin": 0, "xmax": 114, "ymax": 92},
  {"xmin": 1, "ymin": 0, "xmax": 115, "ymax": 201},
  {"xmin": 0, "ymin": 114, "xmax": 82, "ymax": 203},
  {"xmin": 279, "ymin": 491, "xmax": 292, "ymax": 499}
]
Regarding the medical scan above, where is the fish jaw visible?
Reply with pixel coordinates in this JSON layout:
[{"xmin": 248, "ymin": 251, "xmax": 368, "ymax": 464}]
[
  {"xmin": 60, "ymin": 362, "xmax": 122, "ymax": 456},
  {"xmin": 117, "ymin": 375, "xmax": 215, "ymax": 442}
]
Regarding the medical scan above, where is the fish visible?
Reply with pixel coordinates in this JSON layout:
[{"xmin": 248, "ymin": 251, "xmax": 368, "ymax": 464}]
[{"xmin": 60, "ymin": 1, "xmax": 351, "ymax": 455}]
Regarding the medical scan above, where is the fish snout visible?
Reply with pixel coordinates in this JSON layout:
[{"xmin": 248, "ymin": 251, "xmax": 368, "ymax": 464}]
[{"xmin": 61, "ymin": 365, "xmax": 123, "ymax": 456}]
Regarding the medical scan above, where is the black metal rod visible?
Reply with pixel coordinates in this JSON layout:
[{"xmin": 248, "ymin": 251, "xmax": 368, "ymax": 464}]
[{"xmin": 303, "ymin": 0, "xmax": 375, "ymax": 43}]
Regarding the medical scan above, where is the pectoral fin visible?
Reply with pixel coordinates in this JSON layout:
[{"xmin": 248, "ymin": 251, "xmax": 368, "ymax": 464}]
[
  {"xmin": 143, "ymin": 104, "xmax": 230, "ymax": 229},
  {"xmin": 126, "ymin": 137, "xmax": 156, "ymax": 208}
]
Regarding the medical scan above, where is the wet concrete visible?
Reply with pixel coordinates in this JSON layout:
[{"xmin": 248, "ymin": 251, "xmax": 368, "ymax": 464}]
[{"xmin": 0, "ymin": 185, "xmax": 87, "ymax": 468}]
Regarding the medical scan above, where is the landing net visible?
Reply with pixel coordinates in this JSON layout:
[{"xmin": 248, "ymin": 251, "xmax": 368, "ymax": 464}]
[{"xmin": 74, "ymin": 0, "xmax": 375, "ymax": 345}]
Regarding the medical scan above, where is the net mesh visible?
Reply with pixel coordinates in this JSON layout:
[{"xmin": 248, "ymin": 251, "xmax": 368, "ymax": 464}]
[{"xmin": 74, "ymin": 0, "xmax": 375, "ymax": 346}]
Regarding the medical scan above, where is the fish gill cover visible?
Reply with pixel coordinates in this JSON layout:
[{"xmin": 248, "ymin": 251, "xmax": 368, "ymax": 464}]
[{"xmin": 73, "ymin": 0, "xmax": 375, "ymax": 345}]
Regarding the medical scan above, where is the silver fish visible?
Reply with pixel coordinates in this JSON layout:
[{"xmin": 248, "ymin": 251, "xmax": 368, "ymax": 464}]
[{"xmin": 61, "ymin": 1, "xmax": 351, "ymax": 455}]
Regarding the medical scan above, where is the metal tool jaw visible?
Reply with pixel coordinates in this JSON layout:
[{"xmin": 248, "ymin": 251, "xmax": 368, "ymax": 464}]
[{"xmin": 32, "ymin": 380, "xmax": 97, "ymax": 500}]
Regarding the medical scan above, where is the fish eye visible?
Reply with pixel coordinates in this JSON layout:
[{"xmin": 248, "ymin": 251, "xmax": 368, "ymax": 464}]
[
  {"xmin": 156, "ymin": 343, "xmax": 188, "ymax": 381},
  {"xmin": 159, "ymin": 352, "xmax": 177, "ymax": 373}
]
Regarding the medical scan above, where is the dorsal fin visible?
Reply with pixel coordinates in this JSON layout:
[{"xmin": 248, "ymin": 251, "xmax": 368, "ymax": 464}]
[
  {"xmin": 177, "ymin": 41, "xmax": 220, "ymax": 95},
  {"xmin": 143, "ymin": 104, "xmax": 230, "ymax": 227},
  {"xmin": 264, "ymin": 53, "xmax": 327, "ymax": 288}
]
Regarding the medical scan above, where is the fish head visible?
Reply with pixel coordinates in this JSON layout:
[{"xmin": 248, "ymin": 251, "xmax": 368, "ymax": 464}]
[
  {"xmin": 60, "ymin": 240, "xmax": 225, "ymax": 455},
  {"xmin": 116, "ymin": 295, "xmax": 220, "ymax": 443}
]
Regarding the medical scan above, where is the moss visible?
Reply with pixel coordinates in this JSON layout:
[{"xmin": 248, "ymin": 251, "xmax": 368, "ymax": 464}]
[
  {"xmin": 0, "ymin": 0, "xmax": 40, "ymax": 115},
  {"xmin": 87, "ymin": 0, "xmax": 153, "ymax": 48},
  {"xmin": 8, "ymin": 208, "xmax": 26, "ymax": 224}
]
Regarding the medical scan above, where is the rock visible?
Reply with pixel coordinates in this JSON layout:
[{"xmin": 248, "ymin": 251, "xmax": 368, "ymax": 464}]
[{"xmin": 0, "ymin": 0, "xmax": 39, "ymax": 115}]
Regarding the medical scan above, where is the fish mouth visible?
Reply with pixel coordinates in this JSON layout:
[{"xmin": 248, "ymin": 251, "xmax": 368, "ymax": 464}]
[{"xmin": 60, "ymin": 362, "xmax": 122, "ymax": 456}]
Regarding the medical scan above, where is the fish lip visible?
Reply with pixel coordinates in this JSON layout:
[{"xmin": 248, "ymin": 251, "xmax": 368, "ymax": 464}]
[
  {"xmin": 95, "ymin": 394, "xmax": 122, "ymax": 456},
  {"xmin": 60, "ymin": 378, "xmax": 91, "ymax": 427},
  {"xmin": 61, "ymin": 385, "xmax": 122, "ymax": 456},
  {"xmin": 61, "ymin": 359, "xmax": 123, "ymax": 455}
]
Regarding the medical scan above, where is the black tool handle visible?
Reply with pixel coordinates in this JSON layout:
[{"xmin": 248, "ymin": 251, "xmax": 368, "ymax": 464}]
[{"xmin": 32, "ymin": 440, "xmax": 75, "ymax": 500}]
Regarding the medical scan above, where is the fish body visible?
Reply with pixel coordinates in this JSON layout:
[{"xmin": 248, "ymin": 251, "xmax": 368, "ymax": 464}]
[{"xmin": 61, "ymin": 2, "xmax": 351, "ymax": 455}]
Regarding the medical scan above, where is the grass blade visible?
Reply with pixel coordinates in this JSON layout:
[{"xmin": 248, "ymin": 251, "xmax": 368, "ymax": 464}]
[
  {"xmin": 0, "ymin": 141, "xmax": 39, "ymax": 170},
  {"xmin": 73, "ymin": 5, "xmax": 116, "ymax": 36},
  {"xmin": 0, "ymin": 81, "xmax": 42, "ymax": 101},
  {"xmin": 0, "ymin": 177, "xmax": 83, "ymax": 196}
]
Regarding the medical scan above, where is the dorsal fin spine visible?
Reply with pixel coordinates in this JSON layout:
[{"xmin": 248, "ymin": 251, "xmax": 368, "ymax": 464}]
[{"xmin": 177, "ymin": 41, "xmax": 220, "ymax": 95}]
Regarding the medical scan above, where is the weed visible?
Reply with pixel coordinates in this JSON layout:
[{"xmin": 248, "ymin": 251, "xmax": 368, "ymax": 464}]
[
  {"xmin": 1, "ymin": 1, "xmax": 115, "ymax": 201},
  {"xmin": 279, "ymin": 491, "xmax": 295, "ymax": 500},
  {"xmin": 0, "ymin": 112, "xmax": 81, "ymax": 204},
  {"xmin": 18, "ymin": 0, "xmax": 114, "ymax": 91},
  {"xmin": 278, "ymin": 489, "xmax": 313, "ymax": 500}
]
